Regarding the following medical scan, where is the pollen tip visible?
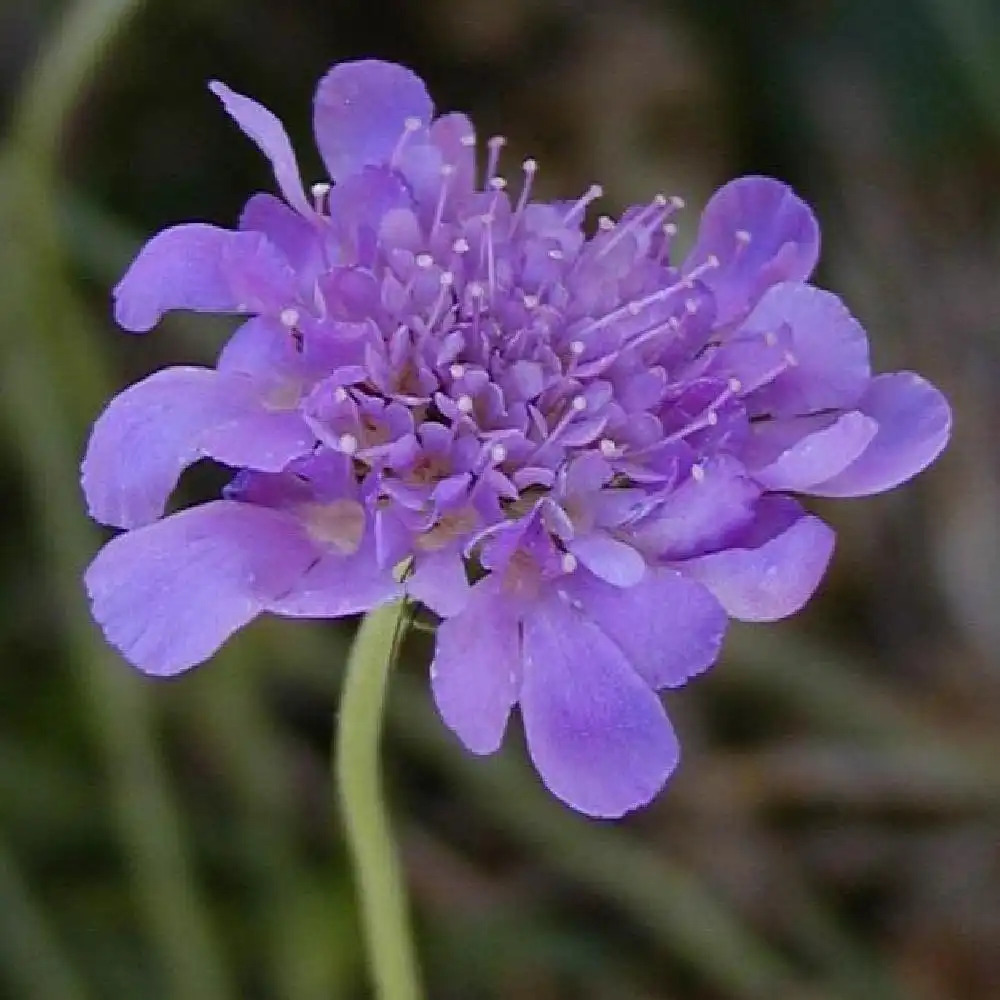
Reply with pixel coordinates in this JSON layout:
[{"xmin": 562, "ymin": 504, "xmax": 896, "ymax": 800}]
[
  {"xmin": 457, "ymin": 394, "xmax": 475, "ymax": 414},
  {"xmin": 338, "ymin": 433, "xmax": 358, "ymax": 455},
  {"xmin": 522, "ymin": 157, "xmax": 538, "ymax": 173},
  {"xmin": 403, "ymin": 116, "xmax": 422, "ymax": 132},
  {"xmin": 490, "ymin": 444, "xmax": 507, "ymax": 463},
  {"xmin": 452, "ymin": 237, "xmax": 470, "ymax": 254},
  {"xmin": 449, "ymin": 363, "xmax": 466, "ymax": 379},
  {"xmin": 279, "ymin": 307, "xmax": 299, "ymax": 328},
  {"xmin": 569, "ymin": 340, "xmax": 585, "ymax": 356},
  {"xmin": 728, "ymin": 377, "xmax": 743, "ymax": 394},
  {"xmin": 691, "ymin": 463, "xmax": 706, "ymax": 482},
  {"xmin": 571, "ymin": 395, "xmax": 587, "ymax": 412},
  {"xmin": 415, "ymin": 252, "xmax": 434, "ymax": 269},
  {"xmin": 560, "ymin": 552, "xmax": 578, "ymax": 574},
  {"xmin": 736, "ymin": 228, "xmax": 752, "ymax": 244}
]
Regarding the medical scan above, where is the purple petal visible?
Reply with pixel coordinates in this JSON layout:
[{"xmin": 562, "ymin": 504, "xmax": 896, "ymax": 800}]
[
  {"xmin": 685, "ymin": 177, "xmax": 820, "ymax": 324},
  {"xmin": 313, "ymin": 60, "xmax": 434, "ymax": 182},
  {"xmin": 564, "ymin": 568, "xmax": 727, "ymax": 689},
  {"xmin": 266, "ymin": 540, "xmax": 401, "ymax": 617},
  {"xmin": 82, "ymin": 366, "xmax": 315, "ymax": 529},
  {"xmin": 407, "ymin": 549, "xmax": 470, "ymax": 617},
  {"xmin": 209, "ymin": 81, "xmax": 312, "ymax": 217},
  {"xmin": 239, "ymin": 194, "xmax": 323, "ymax": 276},
  {"xmin": 810, "ymin": 373, "xmax": 951, "ymax": 497},
  {"xmin": 113, "ymin": 224, "xmax": 295, "ymax": 332},
  {"xmin": 566, "ymin": 533, "xmax": 646, "ymax": 587},
  {"xmin": 430, "ymin": 577, "xmax": 521, "ymax": 754},
  {"xmin": 85, "ymin": 500, "xmax": 317, "ymax": 675},
  {"xmin": 748, "ymin": 411, "xmax": 878, "ymax": 492},
  {"xmin": 679, "ymin": 497, "xmax": 835, "ymax": 622},
  {"xmin": 520, "ymin": 593, "xmax": 679, "ymax": 818},
  {"xmin": 740, "ymin": 282, "xmax": 871, "ymax": 416}
]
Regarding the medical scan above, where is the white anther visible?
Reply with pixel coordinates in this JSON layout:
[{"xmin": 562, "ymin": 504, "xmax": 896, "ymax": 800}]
[
  {"xmin": 705, "ymin": 253, "xmax": 720, "ymax": 268},
  {"xmin": 685, "ymin": 298, "xmax": 700, "ymax": 314},
  {"xmin": 481, "ymin": 212, "xmax": 496, "ymax": 225},
  {"xmin": 588, "ymin": 183, "xmax": 604, "ymax": 199},
  {"xmin": 599, "ymin": 438, "xmax": 618, "ymax": 457},
  {"xmin": 691, "ymin": 463, "xmax": 706, "ymax": 482},
  {"xmin": 449, "ymin": 363, "xmax": 466, "ymax": 379},
  {"xmin": 784, "ymin": 350, "xmax": 798, "ymax": 367},
  {"xmin": 522, "ymin": 157, "xmax": 538, "ymax": 174},
  {"xmin": 310, "ymin": 182, "xmax": 331, "ymax": 200},
  {"xmin": 736, "ymin": 229, "xmax": 752, "ymax": 244},
  {"xmin": 707, "ymin": 410, "xmax": 719, "ymax": 426},
  {"xmin": 460, "ymin": 133, "xmax": 477, "ymax": 147},
  {"xmin": 338, "ymin": 433, "xmax": 359, "ymax": 455},
  {"xmin": 728, "ymin": 377, "xmax": 743, "ymax": 394},
  {"xmin": 467, "ymin": 281, "xmax": 485, "ymax": 299},
  {"xmin": 440, "ymin": 163, "xmax": 455, "ymax": 177},
  {"xmin": 523, "ymin": 293, "xmax": 539, "ymax": 309},
  {"xmin": 670, "ymin": 195, "xmax": 686, "ymax": 210},
  {"xmin": 279, "ymin": 308, "xmax": 300, "ymax": 328},
  {"xmin": 598, "ymin": 215, "xmax": 615, "ymax": 231},
  {"xmin": 404, "ymin": 116, "xmax": 422, "ymax": 132},
  {"xmin": 626, "ymin": 301, "xmax": 642, "ymax": 316},
  {"xmin": 569, "ymin": 340, "xmax": 585, "ymax": 356},
  {"xmin": 452, "ymin": 237, "xmax": 470, "ymax": 254},
  {"xmin": 439, "ymin": 270, "xmax": 455, "ymax": 287},
  {"xmin": 490, "ymin": 444, "xmax": 507, "ymax": 464},
  {"xmin": 548, "ymin": 248, "xmax": 564, "ymax": 260},
  {"xmin": 571, "ymin": 395, "xmax": 587, "ymax": 412},
  {"xmin": 489, "ymin": 176, "xmax": 507, "ymax": 190},
  {"xmin": 663, "ymin": 222, "xmax": 678, "ymax": 237},
  {"xmin": 652, "ymin": 193, "xmax": 668, "ymax": 208},
  {"xmin": 415, "ymin": 252, "xmax": 434, "ymax": 269},
  {"xmin": 333, "ymin": 386, "xmax": 349, "ymax": 403},
  {"xmin": 457, "ymin": 395, "xmax": 475, "ymax": 414},
  {"xmin": 764, "ymin": 330, "xmax": 778, "ymax": 347},
  {"xmin": 561, "ymin": 553, "xmax": 579, "ymax": 574}
]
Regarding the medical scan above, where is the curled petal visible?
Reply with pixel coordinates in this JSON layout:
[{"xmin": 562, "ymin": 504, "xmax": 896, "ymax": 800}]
[
  {"xmin": 520, "ymin": 593, "xmax": 679, "ymax": 818},
  {"xmin": 566, "ymin": 532, "xmax": 646, "ymax": 587},
  {"xmin": 685, "ymin": 177, "xmax": 820, "ymax": 325},
  {"xmin": 430, "ymin": 577, "xmax": 521, "ymax": 754},
  {"xmin": 210, "ymin": 81, "xmax": 312, "ymax": 216},
  {"xmin": 407, "ymin": 549, "xmax": 471, "ymax": 617},
  {"xmin": 564, "ymin": 568, "xmax": 727, "ymax": 690},
  {"xmin": 747, "ymin": 411, "xmax": 878, "ymax": 492},
  {"xmin": 679, "ymin": 497, "xmax": 834, "ymax": 622},
  {"xmin": 810, "ymin": 373, "xmax": 952, "ymax": 497},
  {"xmin": 239, "ymin": 194, "xmax": 323, "ymax": 276},
  {"xmin": 313, "ymin": 60, "xmax": 434, "ymax": 182},
  {"xmin": 113, "ymin": 224, "xmax": 295, "ymax": 332},
  {"xmin": 82, "ymin": 366, "xmax": 315, "ymax": 529},
  {"xmin": 85, "ymin": 501, "xmax": 318, "ymax": 676}
]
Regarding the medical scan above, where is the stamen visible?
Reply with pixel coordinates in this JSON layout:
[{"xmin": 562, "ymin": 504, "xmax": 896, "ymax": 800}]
[
  {"xmin": 571, "ymin": 395, "xmax": 587, "ymax": 412},
  {"xmin": 457, "ymin": 394, "xmax": 475, "ymax": 414},
  {"xmin": 563, "ymin": 183, "xmax": 604, "ymax": 223},
  {"xmin": 333, "ymin": 386, "xmax": 349, "ymax": 403},
  {"xmin": 415, "ymin": 252, "xmax": 434, "ymax": 269},
  {"xmin": 449, "ymin": 363, "xmax": 466, "ymax": 379},
  {"xmin": 599, "ymin": 438, "xmax": 618, "ymax": 457},
  {"xmin": 560, "ymin": 552, "xmax": 578, "ymax": 574},
  {"xmin": 310, "ymin": 182, "xmax": 330, "ymax": 212},
  {"xmin": 735, "ymin": 228, "xmax": 752, "ymax": 245},
  {"xmin": 390, "ymin": 116, "xmax": 423, "ymax": 167},
  {"xmin": 691, "ymin": 463, "xmax": 706, "ymax": 482},
  {"xmin": 523, "ymin": 293, "xmax": 539, "ymax": 309},
  {"xmin": 489, "ymin": 176, "xmax": 507, "ymax": 191},
  {"xmin": 484, "ymin": 135, "xmax": 506, "ymax": 187},
  {"xmin": 279, "ymin": 308, "xmax": 299, "ymax": 328},
  {"xmin": 512, "ymin": 157, "xmax": 538, "ymax": 229},
  {"xmin": 452, "ymin": 237, "xmax": 470, "ymax": 255},
  {"xmin": 490, "ymin": 443, "xmax": 507, "ymax": 464},
  {"xmin": 338, "ymin": 433, "xmax": 359, "ymax": 455},
  {"xmin": 569, "ymin": 340, "xmax": 586, "ymax": 356},
  {"xmin": 430, "ymin": 164, "xmax": 456, "ymax": 238},
  {"xmin": 728, "ymin": 377, "xmax": 743, "ymax": 394}
]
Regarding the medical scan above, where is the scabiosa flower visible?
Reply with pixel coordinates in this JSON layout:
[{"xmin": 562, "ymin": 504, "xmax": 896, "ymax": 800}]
[{"xmin": 83, "ymin": 59, "xmax": 951, "ymax": 817}]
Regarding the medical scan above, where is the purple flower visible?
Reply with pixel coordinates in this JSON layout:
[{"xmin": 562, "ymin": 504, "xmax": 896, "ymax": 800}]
[{"xmin": 83, "ymin": 59, "xmax": 951, "ymax": 817}]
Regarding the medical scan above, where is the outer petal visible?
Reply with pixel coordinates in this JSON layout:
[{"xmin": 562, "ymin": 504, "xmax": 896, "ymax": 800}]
[
  {"xmin": 810, "ymin": 373, "xmax": 951, "ymax": 497},
  {"xmin": 430, "ymin": 576, "xmax": 521, "ymax": 754},
  {"xmin": 82, "ymin": 366, "xmax": 315, "ymax": 529},
  {"xmin": 563, "ymin": 568, "xmax": 727, "ymax": 690},
  {"xmin": 85, "ymin": 500, "xmax": 318, "ymax": 675},
  {"xmin": 679, "ymin": 497, "xmax": 835, "ymax": 622},
  {"xmin": 520, "ymin": 593, "xmax": 679, "ymax": 818},
  {"xmin": 313, "ymin": 60, "xmax": 434, "ymax": 182},
  {"xmin": 747, "ymin": 411, "xmax": 878, "ymax": 492},
  {"xmin": 113, "ymin": 224, "xmax": 296, "ymax": 332},
  {"xmin": 739, "ymin": 283, "xmax": 871, "ymax": 416},
  {"xmin": 684, "ymin": 177, "xmax": 820, "ymax": 324},
  {"xmin": 566, "ymin": 532, "xmax": 646, "ymax": 587},
  {"xmin": 240, "ymin": 194, "xmax": 323, "ymax": 276},
  {"xmin": 407, "ymin": 549, "xmax": 470, "ymax": 617},
  {"xmin": 209, "ymin": 81, "xmax": 312, "ymax": 216}
]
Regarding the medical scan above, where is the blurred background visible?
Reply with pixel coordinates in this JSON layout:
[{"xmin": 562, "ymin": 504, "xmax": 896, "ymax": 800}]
[{"xmin": 1, "ymin": 0, "xmax": 998, "ymax": 997}]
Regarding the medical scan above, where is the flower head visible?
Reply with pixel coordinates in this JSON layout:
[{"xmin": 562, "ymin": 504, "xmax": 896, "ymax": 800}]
[{"xmin": 84, "ymin": 59, "xmax": 951, "ymax": 817}]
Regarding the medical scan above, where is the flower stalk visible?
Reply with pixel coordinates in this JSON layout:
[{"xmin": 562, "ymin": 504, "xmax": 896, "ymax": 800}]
[{"xmin": 335, "ymin": 600, "xmax": 423, "ymax": 1000}]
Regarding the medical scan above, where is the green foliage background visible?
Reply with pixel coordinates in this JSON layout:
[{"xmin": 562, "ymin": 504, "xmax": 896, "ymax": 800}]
[{"xmin": 1, "ymin": 1, "xmax": 997, "ymax": 997}]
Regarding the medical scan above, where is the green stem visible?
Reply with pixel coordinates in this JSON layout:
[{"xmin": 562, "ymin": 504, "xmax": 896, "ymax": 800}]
[{"xmin": 336, "ymin": 602, "xmax": 423, "ymax": 1000}]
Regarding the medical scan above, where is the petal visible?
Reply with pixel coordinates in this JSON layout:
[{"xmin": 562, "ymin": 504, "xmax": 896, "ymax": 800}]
[
  {"xmin": 266, "ymin": 541, "xmax": 401, "ymax": 617},
  {"xmin": 313, "ymin": 60, "xmax": 434, "ymax": 182},
  {"xmin": 564, "ymin": 568, "xmax": 727, "ymax": 689},
  {"xmin": 407, "ymin": 549, "xmax": 470, "ymax": 617},
  {"xmin": 239, "ymin": 193, "xmax": 323, "ymax": 276},
  {"xmin": 685, "ymin": 177, "xmax": 820, "ymax": 325},
  {"xmin": 209, "ymin": 81, "xmax": 312, "ymax": 216},
  {"xmin": 113, "ymin": 224, "xmax": 296, "ymax": 332},
  {"xmin": 739, "ymin": 282, "xmax": 871, "ymax": 416},
  {"xmin": 85, "ymin": 500, "xmax": 318, "ymax": 675},
  {"xmin": 747, "ymin": 411, "xmax": 878, "ymax": 492},
  {"xmin": 82, "ymin": 366, "xmax": 315, "ymax": 529},
  {"xmin": 430, "ymin": 576, "xmax": 521, "ymax": 754},
  {"xmin": 679, "ymin": 497, "xmax": 835, "ymax": 622},
  {"xmin": 520, "ymin": 593, "xmax": 679, "ymax": 818},
  {"xmin": 810, "ymin": 373, "xmax": 952, "ymax": 497},
  {"xmin": 566, "ymin": 532, "xmax": 646, "ymax": 587}
]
